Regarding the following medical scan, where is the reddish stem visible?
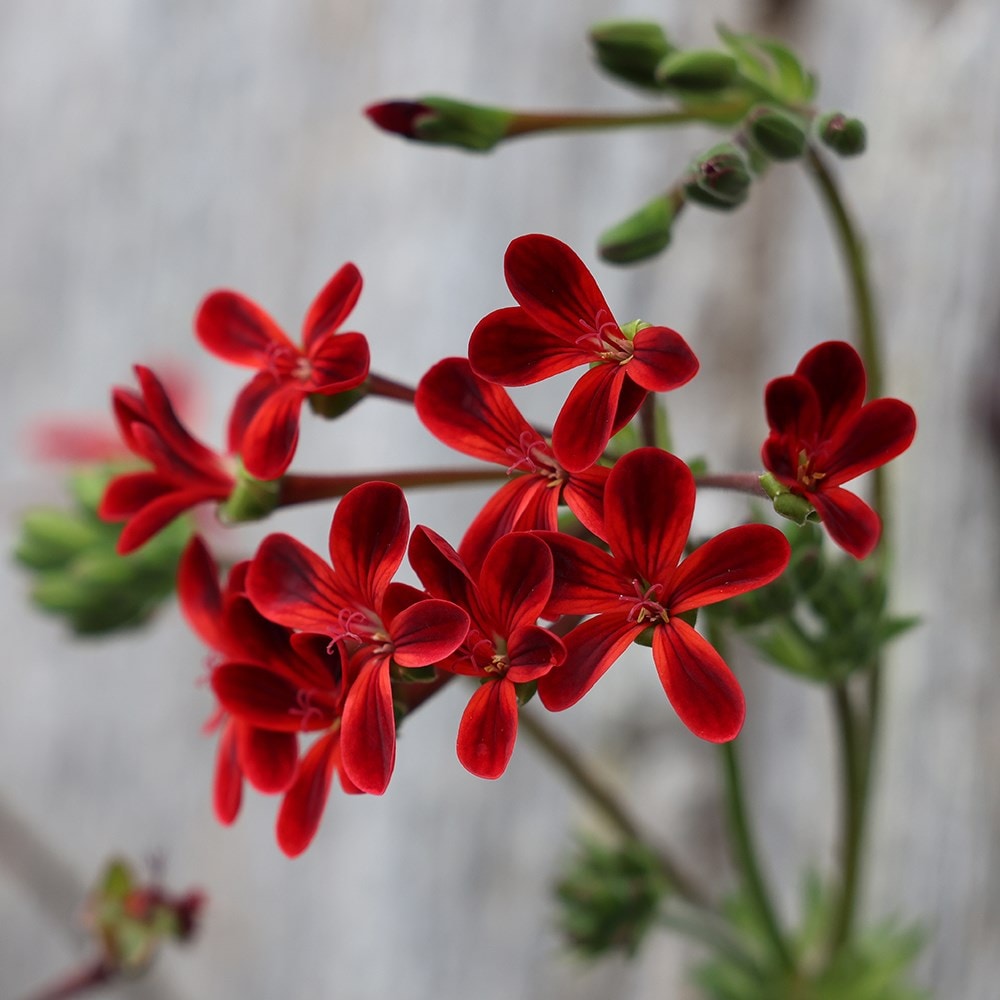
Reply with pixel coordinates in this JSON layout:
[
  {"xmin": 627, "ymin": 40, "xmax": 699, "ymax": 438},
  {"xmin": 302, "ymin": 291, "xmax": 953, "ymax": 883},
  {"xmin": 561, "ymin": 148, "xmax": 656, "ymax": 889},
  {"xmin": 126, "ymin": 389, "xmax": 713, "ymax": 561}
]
[
  {"xmin": 279, "ymin": 467, "xmax": 508, "ymax": 507},
  {"xmin": 23, "ymin": 959, "xmax": 113, "ymax": 1000},
  {"xmin": 366, "ymin": 372, "xmax": 417, "ymax": 403},
  {"xmin": 694, "ymin": 472, "xmax": 767, "ymax": 497}
]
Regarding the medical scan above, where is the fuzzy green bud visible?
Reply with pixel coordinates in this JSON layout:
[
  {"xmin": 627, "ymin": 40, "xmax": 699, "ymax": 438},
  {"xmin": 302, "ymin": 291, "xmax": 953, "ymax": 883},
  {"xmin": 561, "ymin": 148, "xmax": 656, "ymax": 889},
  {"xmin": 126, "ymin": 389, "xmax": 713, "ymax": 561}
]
[
  {"xmin": 365, "ymin": 97, "xmax": 514, "ymax": 152},
  {"xmin": 599, "ymin": 193, "xmax": 676, "ymax": 264},
  {"xmin": 684, "ymin": 142, "xmax": 752, "ymax": 209},
  {"xmin": 817, "ymin": 112, "xmax": 867, "ymax": 156},
  {"xmin": 589, "ymin": 20, "xmax": 675, "ymax": 91},
  {"xmin": 655, "ymin": 49, "xmax": 739, "ymax": 92},
  {"xmin": 747, "ymin": 105, "xmax": 808, "ymax": 161}
]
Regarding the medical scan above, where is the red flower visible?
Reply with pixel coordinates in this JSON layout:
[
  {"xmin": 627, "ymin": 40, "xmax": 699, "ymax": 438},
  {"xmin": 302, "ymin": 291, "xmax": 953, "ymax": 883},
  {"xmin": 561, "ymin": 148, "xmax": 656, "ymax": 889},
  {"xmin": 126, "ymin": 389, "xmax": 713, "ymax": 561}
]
[
  {"xmin": 415, "ymin": 357, "xmax": 608, "ymax": 572},
  {"xmin": 468, "ymin": 234, "xmax": 699, "ymax": 473},
  {"xmin": 245, "ymin": 482, "xmax": 470, "ymax": 795},
  {"xmin": 99, "ymin": 366, "xmax": 234, "ymax": 554},
  {"xmin": 195, "ymin": 265, "xmax": 370, "ymax": 480},
  {"xmin": 537, "ymin": 448, "xmax": 790, "ymax": 742},
  {"xmin": 762, "ymin": 341, "xmax": 916, "ymax": 559},
  {"xmin": 178, "ymin": 536, "xmax": 357, "ymax": 855},
  {"xmin": 409, "ymin": 528, "xmax": 565, "ymax": 779}
]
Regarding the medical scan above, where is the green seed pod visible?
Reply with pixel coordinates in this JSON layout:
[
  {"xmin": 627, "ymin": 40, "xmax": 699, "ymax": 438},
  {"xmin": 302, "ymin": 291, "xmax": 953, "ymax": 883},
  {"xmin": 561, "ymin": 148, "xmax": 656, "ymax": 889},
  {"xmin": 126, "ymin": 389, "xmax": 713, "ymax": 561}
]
[{"xmin": 598, "ymin": 193, "xmax": 675, "ymax": 264}]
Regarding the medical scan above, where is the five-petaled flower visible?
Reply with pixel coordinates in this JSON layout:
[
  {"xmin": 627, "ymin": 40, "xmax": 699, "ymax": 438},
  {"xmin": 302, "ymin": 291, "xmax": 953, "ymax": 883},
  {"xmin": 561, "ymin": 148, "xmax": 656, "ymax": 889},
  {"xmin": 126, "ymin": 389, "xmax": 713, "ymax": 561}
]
[
  {"xmin": 415, "ymin": 357, "xmax": 608, "ymax": 573},
  {"xmin": 195, "ymin": 264, "xmax": 371, "ymax": 481},
  {"xmin": 245, "ymin": 481, "xmax": 470, "ymax": 795},
  {"xmin": 99, "ymin": 366, "xmax": 235, "ymax": 554},
  {"xmin": 468, "ymin": 234, "xmax": 699, "ymax": 473},
  {"xmin": 409, "ymin": 528, "xmax": 565, "ymax": 779},
  {"xmin": 536, "ymin": 448, "xmax": 791, "ymax": 742},
  {"xmin": 178, "ymin": 535, "xmax": 358, "ymax": 856},
  {"xmin": 761, "ymin": 340, "xmax": 916, "ymax": 559}
]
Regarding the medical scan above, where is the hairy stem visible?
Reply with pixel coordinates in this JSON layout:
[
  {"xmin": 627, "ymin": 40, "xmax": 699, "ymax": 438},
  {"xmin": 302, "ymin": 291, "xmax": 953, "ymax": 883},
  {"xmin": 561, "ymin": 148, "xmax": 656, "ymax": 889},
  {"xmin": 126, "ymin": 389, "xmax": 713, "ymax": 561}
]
[{"xmin": 505, "ymin": 101, "xmax": 752, "ymax": 138}]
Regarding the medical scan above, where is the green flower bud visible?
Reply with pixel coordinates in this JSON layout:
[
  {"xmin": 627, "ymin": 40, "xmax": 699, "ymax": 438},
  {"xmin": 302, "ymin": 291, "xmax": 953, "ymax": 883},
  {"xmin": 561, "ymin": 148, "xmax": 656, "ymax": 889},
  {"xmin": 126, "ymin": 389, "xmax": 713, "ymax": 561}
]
[
  {"xmin": 655, "ymin": 49, "xmax": 739, "ymax": 92},
  {"xmin": 817, "ymin": 112, "xmax": 867, "ymax": 156},
  {"xmin": 684, "ymin": 143, "xmax": 752, "ymax": 209},
  {"xmin": 15, "ymin": 508, "xmax": 101, "ymax": 569},
  {"xmin": 589, "ymin": 20, "xmax": 675, "ymax": 91},
  {"xmin": 599, "ymin": 192, "xmax": 676, "ymax": 264},
  {"xmin": 365, "ymin": 97, "xmax": 514, "ymax": 152},
  {"xmin": 747, "ymin": 104, "xmax": 808, "ymax": 161},
  {"xmin": 217, "ymin": 463, "xmax": 281, "ymax": 524}
]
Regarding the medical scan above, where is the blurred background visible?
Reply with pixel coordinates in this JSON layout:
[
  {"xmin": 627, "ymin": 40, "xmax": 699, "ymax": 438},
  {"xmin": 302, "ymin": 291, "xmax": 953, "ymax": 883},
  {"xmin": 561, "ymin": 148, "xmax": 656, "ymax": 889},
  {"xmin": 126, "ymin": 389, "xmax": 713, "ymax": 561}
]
[{"xmin": 2, "ymin": 0, "xmax": 999, "ymax": 997}]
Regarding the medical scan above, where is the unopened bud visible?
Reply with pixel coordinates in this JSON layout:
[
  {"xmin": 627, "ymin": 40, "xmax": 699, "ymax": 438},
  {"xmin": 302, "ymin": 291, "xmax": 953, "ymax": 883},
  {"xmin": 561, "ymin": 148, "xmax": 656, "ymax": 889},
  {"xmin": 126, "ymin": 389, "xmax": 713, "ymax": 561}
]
[
  {"xmin": 16, "ymin": 508, "xmax": 100, "ymax": 569},
  {"xmin": 599, "ymin": 193, "xmax": 676, "ymax": 264},
  {"xmin": 817, "ymin": 112, "xmax": 867, "ymax": 156},
  {"xmin": 589, "ymin": 20, "xmax": 675, "ymax": 91},
  {"xmin": 655, "ymin": 49, "xmax": 739, "ymax": 92},
  {"xmin": 747, "ymin": 105, "xmax": 808, "ymax": 161},
  {"xmin": 365, "ymin": 98, "xmax": 514, "ymax": 153},
  {"xmin": 684, "ymin": 143, "xmax": 752, "ymax": 209}
]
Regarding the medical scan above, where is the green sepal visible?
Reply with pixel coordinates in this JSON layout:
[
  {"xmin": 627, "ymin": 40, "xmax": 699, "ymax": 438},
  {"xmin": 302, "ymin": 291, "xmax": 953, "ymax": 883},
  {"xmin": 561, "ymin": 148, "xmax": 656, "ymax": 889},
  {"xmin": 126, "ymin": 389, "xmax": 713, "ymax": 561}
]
[
  {"xmin": 599, "ymin": 192, "xmax": 676, "ymax": 264},
  {"xmin": 655, "ymin": 48, "xmax": 739, "ymax": 92},
  {"xmin": 746, "ymin": 104, "xmax": 808, "ymax": 161},
  {"xmin": 716, "ymin": 25, "xmax": 817, "ymax": 104},
  {"xmin": 589, "ymin": 20, "xmax": 676, "ymax": 91},
  {"xmin": 412, "ymin": 97, "xmax": 515, "ymax": 152},
  {"xmin": 394, "ymin": 665, "xmax": 438, "ymax": 684},
  {"xmin": 514, "ymin": 679, "xmax": 537, "ymax": 706},
  {"xmin": 217, "ymin": 462, "xmax": 281, "ymax": 524},
  {"xmin": 772, "ymin": 491, "xmax": 816, "ymax": 526},
  {"xmin": 309, "ymin": 383, "xmax": 367, "ymax": 419}
]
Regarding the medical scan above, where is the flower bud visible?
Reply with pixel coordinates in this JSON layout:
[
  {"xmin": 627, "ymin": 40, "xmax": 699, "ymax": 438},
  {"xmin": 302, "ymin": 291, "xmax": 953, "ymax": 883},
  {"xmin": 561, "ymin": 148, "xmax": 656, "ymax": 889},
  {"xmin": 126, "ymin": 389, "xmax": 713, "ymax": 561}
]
[
  {"xmin": 684, "ymin": 143, "xmax": 752, "ymax": 209},
  {"xmin": 747, "ymin": 105, "xmax": 808, "ymax": 161},
  {"xmin": 599, "ymin": 193, "xmax": 676, "ymax": 264},
  {"xmin": 588, "ymin": 20, "xmax": 675, "ymax": 91},
  {"xmin": 817, "ymin": 112, "xmax": 867, "ymax": 156},
  {"xmin": 16, "ymin": 508, "xmax": 101, "ymax": 569},
  {"xmin": 655, "ymin": 49, "xmax": 739, "ymax": 92},
  {"xmin": 365, "ymin": 97, "xmax": 514, "ymax": 152}
]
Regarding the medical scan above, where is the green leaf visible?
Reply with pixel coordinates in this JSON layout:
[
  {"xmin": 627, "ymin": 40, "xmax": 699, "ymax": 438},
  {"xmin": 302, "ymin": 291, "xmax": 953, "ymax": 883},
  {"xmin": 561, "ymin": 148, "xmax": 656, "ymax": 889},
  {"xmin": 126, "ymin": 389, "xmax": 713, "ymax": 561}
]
[{"xmin": 717, "ymin": 25, "xmax": 817, "ymax": 105}]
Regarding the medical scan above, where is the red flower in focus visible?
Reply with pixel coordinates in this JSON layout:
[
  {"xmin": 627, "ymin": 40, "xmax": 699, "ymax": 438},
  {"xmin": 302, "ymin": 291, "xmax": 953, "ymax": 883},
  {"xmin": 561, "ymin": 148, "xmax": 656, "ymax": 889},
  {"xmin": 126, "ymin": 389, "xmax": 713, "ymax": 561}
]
[
  {"xmin": 537, "ymin": 448, "xmax": 790, "ymax": 742},
  {"xmin": 178, "ymin": 536, "xmax": 357, "ymax": 856},
  {"xmin": 415, "ymin": 357, "xmax": 609, "ymax": 572},
  {"xmin": 409, "ymin": 528, "xmax": 565, "ymax": 779},
  {"xmin": 468, "ymin": 234, "xmax": 699, "ymax": 473},
  {"xmin": 246, "ymin": 482, "xmax": 469, "ymax": 795},
  {"xmin": 99, "ymin": 366, "xmax": 234, "ymax": 554},
  {"xmin": 195, "ymin": 265, "xmax": 371, "ymax": 480},
  {"xmin": 762, "ymin": 341, "xmax": 916, "ymax": 559}
]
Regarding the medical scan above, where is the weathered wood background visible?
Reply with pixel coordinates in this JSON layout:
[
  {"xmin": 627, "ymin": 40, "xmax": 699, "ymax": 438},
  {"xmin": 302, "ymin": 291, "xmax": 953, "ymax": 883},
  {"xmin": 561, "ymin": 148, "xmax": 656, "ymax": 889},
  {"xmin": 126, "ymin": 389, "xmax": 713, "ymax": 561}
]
[{"xmin": 2, "ymin": 0, "xmax": 999, "ymax": 997}]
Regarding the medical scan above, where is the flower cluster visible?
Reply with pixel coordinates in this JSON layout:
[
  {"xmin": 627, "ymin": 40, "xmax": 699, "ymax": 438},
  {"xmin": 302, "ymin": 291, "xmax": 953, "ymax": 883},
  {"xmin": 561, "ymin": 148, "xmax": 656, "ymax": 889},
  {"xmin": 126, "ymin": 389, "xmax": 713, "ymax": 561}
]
[{"xmin": 96, "ymin": 233, "xmax": 914, "ymax": 855}]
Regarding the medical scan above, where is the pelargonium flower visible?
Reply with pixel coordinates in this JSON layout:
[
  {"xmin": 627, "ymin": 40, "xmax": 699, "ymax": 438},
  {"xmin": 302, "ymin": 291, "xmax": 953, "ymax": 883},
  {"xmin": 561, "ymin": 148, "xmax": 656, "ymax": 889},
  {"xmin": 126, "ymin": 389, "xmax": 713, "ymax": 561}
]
[
  {"xmin": 415, "ymin": 357, "xmax": 609, "ymax": 573},
  {"xmin": 178, "ymin": 536, "xmax": 357, "ymax": 855},
  {"xmin": 762, "ymin": 341, "xmax": 916, "ymax": 559},
  {"xmin": 195, "ymin": 264, "xmax": 371, "ymax": 481},
  {"xmin": 537, "ymin": 448, "xmax": 790, "ymax": 742},
  {"xmin": 99, "ymin": 366, "xmax": 234, "ymax": 554},
  {"xmin": 409, "ymin": 527, "xmax": 565, "ymax": 779},
  {"xmin": 468, "ymin": 234, "xmax": 699, "ymax": 473},
  {"xmin": 245, "ymin": 481, "xmax": 470, "ymax": 795}
]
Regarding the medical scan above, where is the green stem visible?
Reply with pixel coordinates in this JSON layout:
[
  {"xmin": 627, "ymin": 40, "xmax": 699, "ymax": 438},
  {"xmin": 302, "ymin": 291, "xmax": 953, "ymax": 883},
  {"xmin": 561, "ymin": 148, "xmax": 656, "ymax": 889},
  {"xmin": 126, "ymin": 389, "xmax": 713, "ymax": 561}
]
[
  {"xmin": 517, "ymin": 707, "xmax": 712, "ymax": 909},
  {"xmin": 278, "ymin": 466, "xmax": 507, "ymax": 507},
  {"xmin": 505, "ymin": 101, "xmax": 752, "ymax": 138},
  {"xmin": 720, "ymin": 740, "xmax": 796, "ymax": 973},
  {"xmin": 659, "ymin": 903, "xmax": 763, "ymax": 977}
]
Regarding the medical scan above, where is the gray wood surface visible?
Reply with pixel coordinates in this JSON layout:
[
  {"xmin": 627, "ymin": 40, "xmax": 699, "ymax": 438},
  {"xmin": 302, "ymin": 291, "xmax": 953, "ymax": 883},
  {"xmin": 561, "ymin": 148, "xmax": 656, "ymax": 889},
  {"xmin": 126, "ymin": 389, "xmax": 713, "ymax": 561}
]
[{"xmin": 2, "ymin": 1, "xmax": 999, "ymax": 997}]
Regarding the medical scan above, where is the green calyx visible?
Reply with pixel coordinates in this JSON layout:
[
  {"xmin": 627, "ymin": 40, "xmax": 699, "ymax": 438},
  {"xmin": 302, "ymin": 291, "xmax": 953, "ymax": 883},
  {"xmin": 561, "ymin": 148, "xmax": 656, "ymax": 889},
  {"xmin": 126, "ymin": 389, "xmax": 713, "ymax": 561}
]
[
  {"xmin": 747, "ymin": 104, "xmax": 808, "ymax": 161},
  {"xmin": 412, "ymin": 97, "xmax": 515, "ymax": 152},
  {"xmin": 218, "ymin": 462, "xmax": 282, "ymax": 524},
  {"xmin": 655, "ymin": 48, "xmax": 739, "ymax": 93},
  {"xmin": 685, "ymin": 142, "xmax": 753, "ymax": 209},
  {"xmin": 599, "ymin": 193, "xmax": 677, "ymax": 264},
  {"xmin": 589, "ymin": 20, "xmax": 676, "ymax": 91},
  {"xmin": 309, "ymin": 383, "xmax": 368, "ymax": 419},
  {"xmin": 760, "ymin": 473, "xmax": 817, "ymax": 526}
]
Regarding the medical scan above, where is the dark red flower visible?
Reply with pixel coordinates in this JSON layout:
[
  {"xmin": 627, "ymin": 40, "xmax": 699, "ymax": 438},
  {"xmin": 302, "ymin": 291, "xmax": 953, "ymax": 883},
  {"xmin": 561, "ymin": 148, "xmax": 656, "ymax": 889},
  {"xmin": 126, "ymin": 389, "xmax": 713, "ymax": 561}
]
[
  {"xmin": 415, "ymin": 357, "xmax": 609, "ymax": 572},
  {"xmin": 762, "ymin": 341, "xmax": 916, "ymax": 559},
  {"xmin": 468, "ymin": 234, "xmax": 699, "ymax": 473},
  {"xmin": 178, "ymin": 535, "xmax": 357, "ymax": 855},
  {"xmin": 245, "ymin": 482, "xmax": 470, "ymax": 795},
  {"xmin": 99, "ymin": 366, "xmax": 234, "ymax": 554},
  {"xmin": 409, "ymin": 528, "xmax": 565, "ymax": 779},
  {"xmin": 195, "ymin": 265, "xmax": 370, "ymax": 480},
  {"xmin": 537, "ymin": 448, "xmax": 790, "ymax": 742}
]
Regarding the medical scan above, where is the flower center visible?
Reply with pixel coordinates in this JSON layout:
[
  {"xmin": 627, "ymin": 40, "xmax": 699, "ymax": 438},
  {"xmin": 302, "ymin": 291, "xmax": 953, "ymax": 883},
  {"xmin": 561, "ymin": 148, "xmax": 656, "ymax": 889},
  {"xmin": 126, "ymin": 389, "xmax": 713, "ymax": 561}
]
[
  {"xmin": 575, "ymin": 308, "xmax": 633, "ymax": 364},
  {"xmin": 620, "ymin": 579, "xmax": 669, "ymax": 625},
  {"xmin": 796, "ymin": 449, "xmax": 826, "ymax": 490},
  {"xmin": 504, "ymin": 430, "xmax": 564, "ymax": 487},
  {"xmin": 264, "ymin": 342, "xmax": 311, "ymax": 381}
]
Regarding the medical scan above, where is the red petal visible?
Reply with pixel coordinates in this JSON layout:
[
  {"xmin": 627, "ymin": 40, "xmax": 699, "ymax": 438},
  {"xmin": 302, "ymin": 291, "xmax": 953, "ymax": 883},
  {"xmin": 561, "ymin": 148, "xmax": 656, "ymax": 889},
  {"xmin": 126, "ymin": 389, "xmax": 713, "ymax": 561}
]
[
  {"xmin": 212, "ymin": 664, "xmax": 328, "ymax": 731},
  {"xmin": 669, "ymin": 524, "xmax": 791, "ymax": 614},
  {"xmin": 505, "ymin": 624, "xmax": 565, "ymax": 682},
  {"xmin": 408, "ymin": 525, "xmax": 476, "ymax": 608},
  {"xmin": 238, "ymin": 726, "xmax": 299, "ymax": 793},
  {"xmin": 822, "ymin": 398, "xmax": 916, "ymax": 487},
  {"xmin": 388, "ymin": 599, "xmax": 469, "ymax": 668},
  {"xmin": 247, "ymin": 533, "xmax": 350, "ymax": 631},
  {"xmin": 629, "ymin": 326, "xmax": 700, "ymax": 392},
  {"xmin": 415, "ymin": 357, "xmax": 536, "ymax": 463},
  {"xmin": 195, "ymin": 290, "xmax": 294, "ymax": 366},
  {"xmin": 115, "ymin": 488, "xmax": 210, "ymax": 554},
  {"xmin": 652, "ymin": 621, "xmax": 745, "ymax": 742},
  {"xmin": 306, "ymin": 331, "xmax": 370, "ymax": 392},
  {"xmin": 551, "ymin": 363, "xmax": 625, "ymax": 472},
  {"xmin": 604, "ymin": 448, "xmax": 694, "ymax": 585},
  {"xmin": 478, "ymin": 532, "xmax": 553, "ymax": 633},
  {"xmin": 99, "ymin": 471, "xmax": 173, "ymax": 520},
  {"xmin": 562, "ymin": 464, "xmax": 610, "ymax": 542},
  {"xmin": 469, "ymin": 306, "xmax": 587, "ymax": 385},
  {"xmin": 239, "ymin": 383, "xmax": 304, "ymax": 481},
  {"xmin": 809, "ymin": 487, "xmax": 881, "ymax": 559},
  {"xmin": 340, "ymin": 655, "xmax": 395, "ymax": 795},
  {"xmin": 213, "ymin": 720, "xmax": 244, "ymax": 825},
  {"xmin": 533, "ymin": 531, "xmax": 625, "ymax": 615},
  {"xmin": 764, "ymin": 374, "xmax": 820, "ymax": 442},
  {"xmin": 795, "ymin": 341, "xmax": 866, "ymax": 439},
  {"xmin": 537, "ymin": 614, "xmax": 641, "ymax": 710},
  {"xmin": 329, "ymin": 482, "xmax": 408, "ymax": 609},
  {"xmin": 227, "ymin": 371, "xmax": 279, "ymax": 454},
  {"xmin": 276, "ymin": 729, "xmax": 341, "ymax": 857},
  {"xmin": 504, "ymin": 234, "xmax": 615, "ymax": 345},
  {"xmin": 177, "ymin": 536, "xmax": 225, "ymax": 648},
  {"xmin": 457, "ymin": 680, "xmax": 519, "ymax": 779},
  {"xmin": 301, "ymin": 263, "xmax": 362, "ymax": 349}
]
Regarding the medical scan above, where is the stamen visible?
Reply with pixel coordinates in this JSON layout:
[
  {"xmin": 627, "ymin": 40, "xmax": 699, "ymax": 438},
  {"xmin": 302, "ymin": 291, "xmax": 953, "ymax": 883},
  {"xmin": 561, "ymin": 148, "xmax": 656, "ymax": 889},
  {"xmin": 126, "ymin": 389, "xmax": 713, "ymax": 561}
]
[{"xmin": 619, "ymin": 579, "xmax": 669, "ymax": 625}]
